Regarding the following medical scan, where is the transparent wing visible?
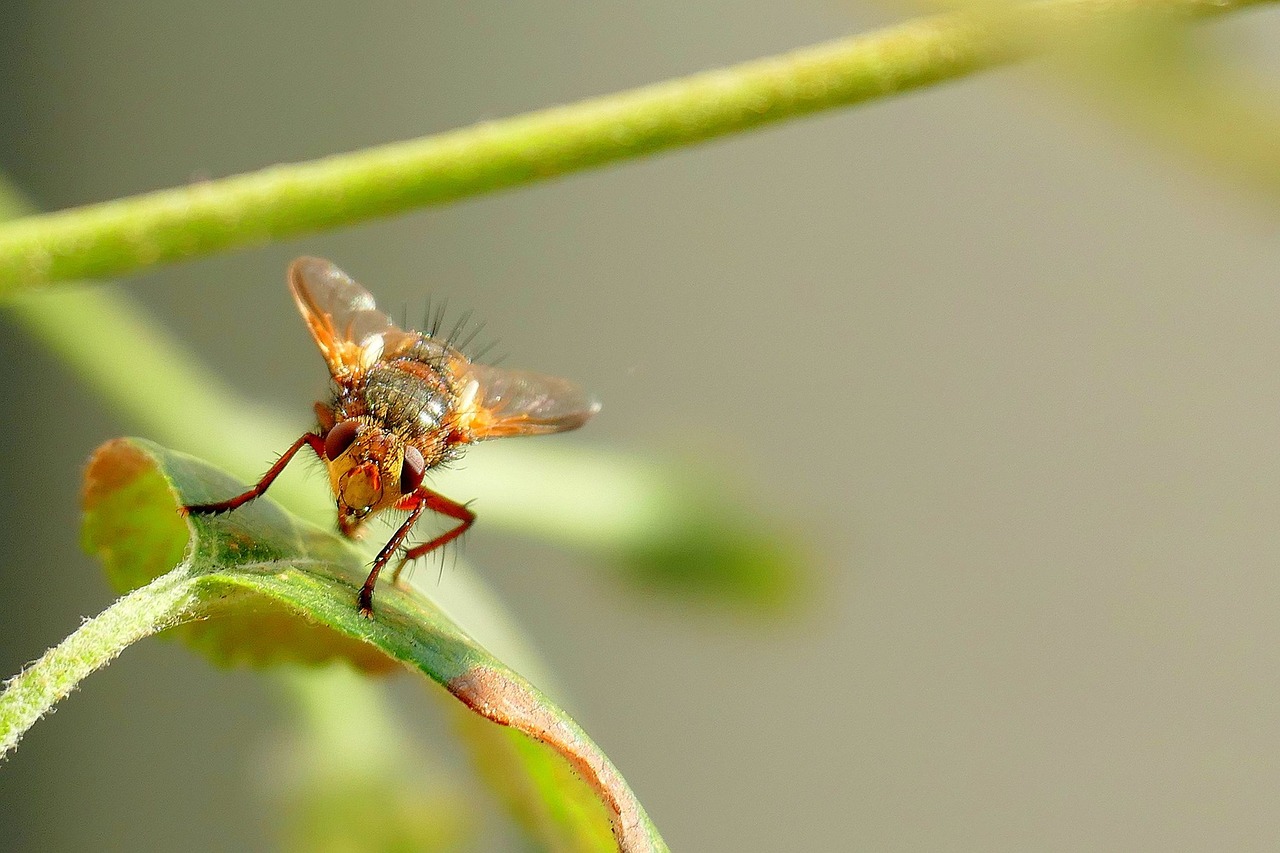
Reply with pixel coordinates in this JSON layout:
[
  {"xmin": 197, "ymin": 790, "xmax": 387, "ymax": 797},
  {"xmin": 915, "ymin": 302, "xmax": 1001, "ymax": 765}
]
[
  {"xmin": 287, "ymin": 257, "xmax": 416, "ymax": 378},
  {"xmin": 459, "ymin": 362, "xmax": 601, "ymax": 439}
]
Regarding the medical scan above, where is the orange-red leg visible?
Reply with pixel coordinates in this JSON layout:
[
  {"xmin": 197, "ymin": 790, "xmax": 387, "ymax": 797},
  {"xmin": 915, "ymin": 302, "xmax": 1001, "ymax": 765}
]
[
  {"xmin": 182, "ymin": 433, "xmax": 325, "ymax": 516},
  {"xmin": 359, "ymin": 488, "xmax": 475, "ymax": 616}
]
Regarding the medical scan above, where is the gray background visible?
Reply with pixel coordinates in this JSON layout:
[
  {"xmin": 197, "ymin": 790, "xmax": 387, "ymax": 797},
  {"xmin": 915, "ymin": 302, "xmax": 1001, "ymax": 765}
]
[{"xmin": 4, "ymin": 2, "xmax": 1280, "ymax": 850}]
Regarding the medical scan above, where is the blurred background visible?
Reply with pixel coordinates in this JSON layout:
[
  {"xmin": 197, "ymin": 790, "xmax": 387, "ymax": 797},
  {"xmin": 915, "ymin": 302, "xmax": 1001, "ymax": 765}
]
[{"xmin": 5, "ymin": 1, "xmax": 1280, "ymax": 850}]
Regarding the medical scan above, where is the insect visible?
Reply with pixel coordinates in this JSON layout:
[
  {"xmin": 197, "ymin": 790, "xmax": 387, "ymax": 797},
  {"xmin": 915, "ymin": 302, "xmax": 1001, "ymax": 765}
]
[{"xmin": 183, "ymin": 257, "xmax": 600, "ymax": 616}]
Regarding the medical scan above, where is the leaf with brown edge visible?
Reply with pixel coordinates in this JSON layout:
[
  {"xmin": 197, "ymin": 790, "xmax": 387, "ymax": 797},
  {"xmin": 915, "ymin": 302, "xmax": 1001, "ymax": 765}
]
[
  {"xmin": 450, "ymin": 701, "xmax": 617, "ymax": 851},
  {"xmin": 79, "ymin": 437, "xmax": 668, "ymax": 852},
  {"xmin": 449, "ymin": 667, "xmax": 642, "ymax": 851}
]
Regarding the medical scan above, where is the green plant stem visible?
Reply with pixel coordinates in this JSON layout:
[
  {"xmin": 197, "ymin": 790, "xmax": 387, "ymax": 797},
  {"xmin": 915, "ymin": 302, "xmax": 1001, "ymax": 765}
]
[
  {"xmin": 0, "ymin": 568, "xmax": 198, "ymax": 758},
  {"xmin": 0, "ymin": 0, "xmax": 1268, "ymax": 290}
]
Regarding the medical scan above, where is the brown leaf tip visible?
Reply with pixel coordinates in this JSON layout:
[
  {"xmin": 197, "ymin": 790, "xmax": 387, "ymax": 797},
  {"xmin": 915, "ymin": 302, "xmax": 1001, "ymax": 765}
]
[
  {"xmin": 82, "ymin": 438, "xmax": 154, "ymax": 511},
  {"xmin": 447, "ymin": 665, "xmax": 654, "ymax": 852}
]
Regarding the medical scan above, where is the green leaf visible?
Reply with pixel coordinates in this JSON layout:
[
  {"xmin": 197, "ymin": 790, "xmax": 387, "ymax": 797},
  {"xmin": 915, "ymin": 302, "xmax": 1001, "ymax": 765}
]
[
  {"xmin": 448, "ymin": 443, "xmax": 811, "ymax": 613},
  {"xmin": 82, "ymin": 436, "xmax": 397, "ymax": 672},
  {"xmin": 79, "ymin": 437, "xmax": 665, "ymax": 852}
]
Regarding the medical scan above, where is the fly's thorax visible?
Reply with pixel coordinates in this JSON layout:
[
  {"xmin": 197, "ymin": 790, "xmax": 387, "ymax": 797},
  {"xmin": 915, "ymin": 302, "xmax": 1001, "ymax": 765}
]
[{"xmin": 363, "ymin": 359, "xmax": 455, "ymax": 441}]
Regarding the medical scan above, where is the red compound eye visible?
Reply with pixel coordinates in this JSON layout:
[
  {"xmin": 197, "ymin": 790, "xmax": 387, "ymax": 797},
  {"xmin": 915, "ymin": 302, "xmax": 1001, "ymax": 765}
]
[
  {"xmin": 400, "ymin": 445, "xmax": 426, "ymax": 494},
  {"xmin": 324, "ymin": 419, "xmax": 360, "ymax": 460}
]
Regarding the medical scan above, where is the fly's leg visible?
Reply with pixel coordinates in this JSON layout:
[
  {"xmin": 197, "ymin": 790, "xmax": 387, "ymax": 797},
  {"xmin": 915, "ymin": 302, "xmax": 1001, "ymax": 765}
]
[
  {"xmin": 357, "ymin": 499, "xmax": 427, "ymax": 617},
  {"xmin": 181, "ymin": 433, "xmax": 325, "ymax": 516},
  {"xmin": 358, "ymin": 489, "xmax": 475, "ymax": 615},
  {"xmin": 392, "ymin": 491, "xmax": 476, "ymax": 587}
]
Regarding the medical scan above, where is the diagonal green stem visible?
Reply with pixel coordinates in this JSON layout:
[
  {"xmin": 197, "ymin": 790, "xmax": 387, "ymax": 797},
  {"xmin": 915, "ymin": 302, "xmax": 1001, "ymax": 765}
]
[
  {"xmin": 0, "ymin": 567, "xmax": 198, "ymax": 759},
  {"xmin": 0, "ymin": 0, "xmax": 1268, "ymax": 291}
]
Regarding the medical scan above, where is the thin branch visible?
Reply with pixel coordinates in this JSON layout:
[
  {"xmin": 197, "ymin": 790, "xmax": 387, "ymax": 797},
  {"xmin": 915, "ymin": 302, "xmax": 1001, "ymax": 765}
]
[
  {"xmin": 0, "ymin": 0, "xmax": 1268, "ymax": 290},
  {"xmin": 0, "ymin": 568, "xmax": 198, "ymax": 759}
]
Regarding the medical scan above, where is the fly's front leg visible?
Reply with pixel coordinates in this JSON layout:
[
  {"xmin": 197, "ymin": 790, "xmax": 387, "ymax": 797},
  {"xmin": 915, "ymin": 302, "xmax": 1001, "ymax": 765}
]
[
  {"xmin": 182, "ymin": 433, "xmax": 325, "ymax": 516},
  {"xmin": 358, "ymin": 500, "xmax": 426, "ymax": 617},
  {"xmin": 359, "ymin": 489, "xmax": 475, "ymax": 616},
  {"xmin": 390, "ymin": 489, "xmax": 476, "ymax": 589}
]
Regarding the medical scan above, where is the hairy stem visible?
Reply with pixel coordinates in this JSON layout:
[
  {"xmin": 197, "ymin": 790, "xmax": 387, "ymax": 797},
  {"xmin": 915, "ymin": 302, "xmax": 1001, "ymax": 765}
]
[
  {"xmin": 0, "ymin": 0, "xmax": 1268, "ymax": 290},
  {"xmin": 0, "ymin": 568, "xmax": 198, "ymax": 759}
]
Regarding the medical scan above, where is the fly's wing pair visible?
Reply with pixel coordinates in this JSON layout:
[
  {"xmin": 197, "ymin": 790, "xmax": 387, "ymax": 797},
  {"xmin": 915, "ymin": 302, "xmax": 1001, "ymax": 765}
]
[{"xmin": 287, "ymin": 256, "xmax": 600, "ymax": 440}]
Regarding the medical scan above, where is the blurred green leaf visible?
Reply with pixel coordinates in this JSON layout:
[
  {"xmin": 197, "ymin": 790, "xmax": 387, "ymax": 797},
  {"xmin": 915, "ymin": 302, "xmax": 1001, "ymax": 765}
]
[
  {"xmin": 76, "ymin": 436, "xmax": 666, "ymax": 852},
  {"xmin": 610, "ymin": 471, "xmax": 808, "ymax": 612},
  {"xmin": 918, "ymin": 0, "xmax": 1280, "ymax": 201},
  {"xmin": 1046, "ymin": 4, "xmax": 1280, "ymax": 201},
  {"xmin": 452, "ymin": 443, "xmax": 811, "ymax": 613}
]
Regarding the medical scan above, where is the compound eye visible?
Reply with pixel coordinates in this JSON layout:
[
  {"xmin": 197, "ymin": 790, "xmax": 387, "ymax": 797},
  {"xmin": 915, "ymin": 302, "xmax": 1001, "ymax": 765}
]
[
  {"xmin": 401, "ymin": 445, "xmax": 426, "ymax": 494},
  {"xmin": 324, "ymin": 419, "xmax": 360, "ymax": 460}
]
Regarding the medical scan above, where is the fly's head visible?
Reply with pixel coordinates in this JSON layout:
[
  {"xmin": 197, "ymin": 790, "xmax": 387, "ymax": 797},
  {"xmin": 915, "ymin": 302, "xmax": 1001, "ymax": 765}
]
[{"xmin": 321, "ymin": 418, "xmax": 427, "ymax": 537}]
